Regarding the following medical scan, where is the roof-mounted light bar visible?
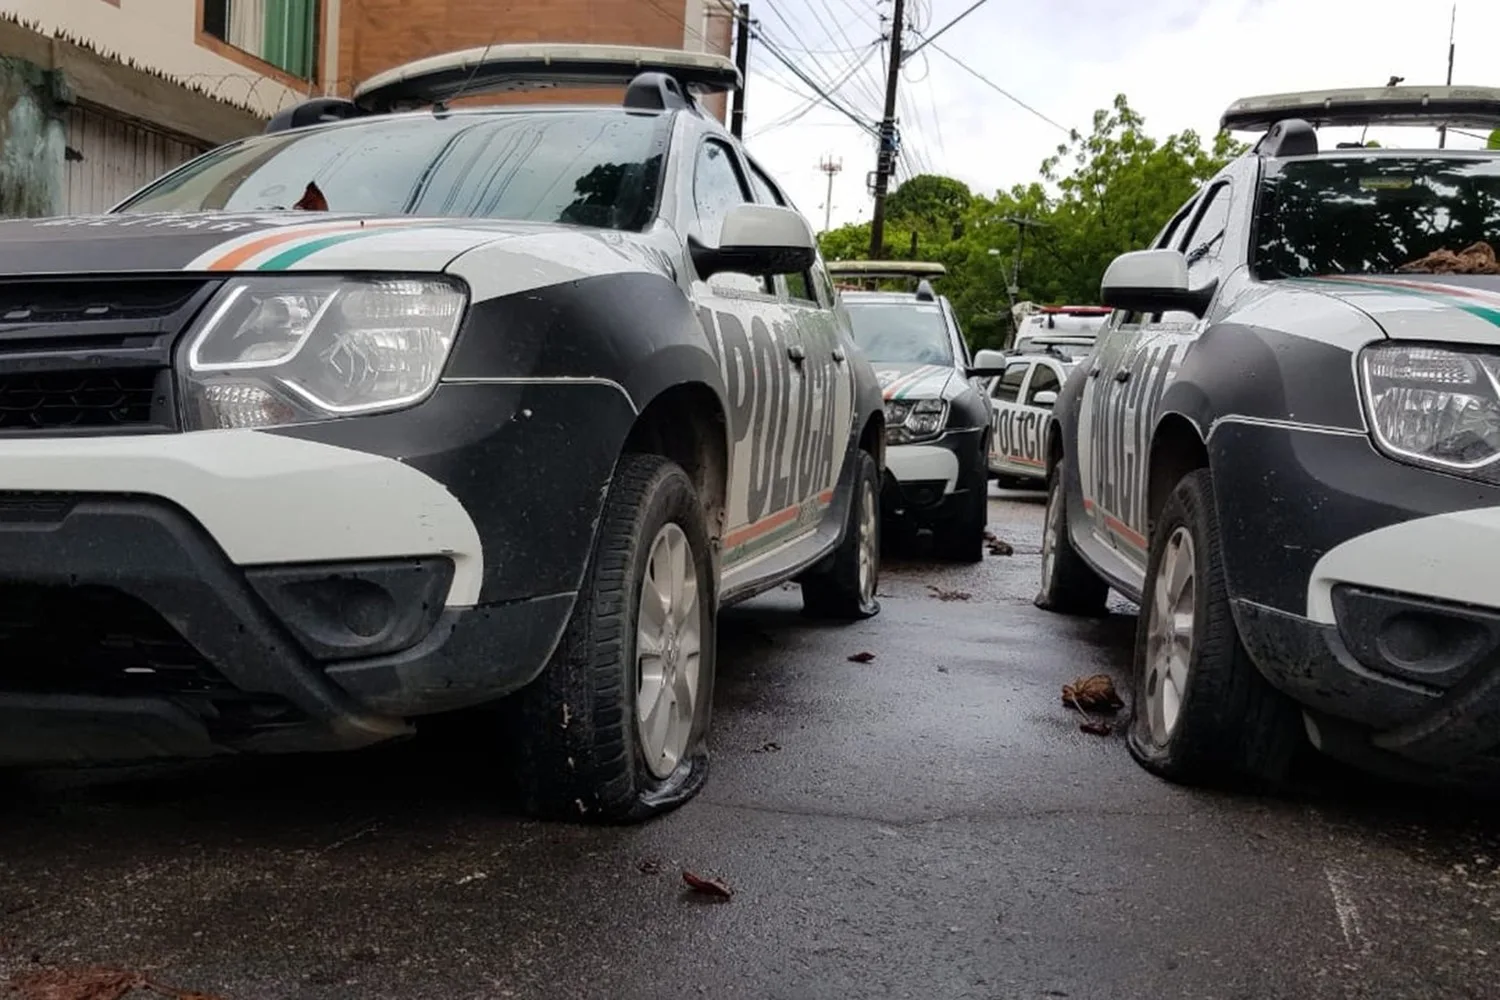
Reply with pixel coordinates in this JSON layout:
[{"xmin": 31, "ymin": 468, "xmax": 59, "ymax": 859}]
[
  {"xmin": 824, "ymin": 260, "xmax": 948, "ymax": 280},
  {"xmin": 1222, "ymin": 85, "xmax": 1500, "ymax": 133},
  {"xmin": 353, "ymin": 43, "xmax": 742, "ymax": 112}
]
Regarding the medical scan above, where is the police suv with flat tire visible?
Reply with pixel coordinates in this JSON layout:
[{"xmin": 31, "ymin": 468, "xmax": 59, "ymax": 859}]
[{"xmin": 0, "ymin": 45, "xmax": 887, "ymax": 823}]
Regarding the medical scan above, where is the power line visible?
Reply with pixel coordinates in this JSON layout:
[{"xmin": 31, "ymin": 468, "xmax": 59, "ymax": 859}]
[
  {"xmin": 904, "ymin": 0, "xmax": 990, "ymax": 59},
  {"xmin": 750, "ymin": 42, "xmax": 880, "ymax": 137},
  {"xmin": 753, "ymin": 30, "xmax": 879, "ymax": 136},
  {"xmin": 927, "ymin": 40, "xmax": 1070, "ymax": 135}
]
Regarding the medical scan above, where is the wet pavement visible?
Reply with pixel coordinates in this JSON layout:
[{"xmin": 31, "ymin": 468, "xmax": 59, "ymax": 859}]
[{"xmin": 2, "ymin": 489, "xmax": 1499, "ymax": 999}]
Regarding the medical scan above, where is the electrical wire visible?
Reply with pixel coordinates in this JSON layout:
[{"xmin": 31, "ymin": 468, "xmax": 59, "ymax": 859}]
[
  {"xmin": 926, "ymin": 39, "xmax": 1071, "ymax": 135},
  {"xmin": 753, "ymin": 30, "xmax": 879, "ymax": 136}
]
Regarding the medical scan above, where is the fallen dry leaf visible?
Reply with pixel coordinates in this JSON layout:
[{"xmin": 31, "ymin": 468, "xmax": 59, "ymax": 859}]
[
  {"xmin": 3, "ymin": 967, "xmax": 227, "ymax": 1000},
  {"xmin": 983, "ymin": 530, "xmax": 999, "ymax": 543},
  {"xmin": 752, "ymin": 741, "xmax": 782, "ymax": 754},
  {"xmin": 927, "ymin": 585, "xmax": 972, "ymax": 602},
  {"xmin": 1080, "ymin": 721, "xmax": 1112, "ymax": 737},
  {"xmin": 1062, "ymin": 673, "xmax": 1124, "ymax": 713},
  {"xmin": 988, "ymin": 540, "xmax": 1014, "ymax": 557},
  {"xmin": 847, "ymin": 651, "xmax": 876, "ymax": 663},
  {"xmin": 1399, "ymin": 240, "xmax": 1500, "ymax": 275},
  {"xmin": 681, "ymin": 870, "xmax": 734, "ymax": 899},
  {"xmin": 637, "ymin": 858, "xmax": 664, "ymax": 875}
]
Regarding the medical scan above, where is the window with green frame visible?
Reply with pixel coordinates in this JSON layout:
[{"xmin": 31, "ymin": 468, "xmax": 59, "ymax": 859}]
[{"xmin": 202, "ymin": 0, "xmax": 319, "ymax": 81}]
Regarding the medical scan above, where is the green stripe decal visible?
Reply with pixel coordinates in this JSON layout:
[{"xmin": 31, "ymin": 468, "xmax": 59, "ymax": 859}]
[
  {"xmin": 1294, "ymin": 277, "xmax": 1500, "ymax": 328},
  {"xmin": 258, "ymin": 230, "xmax": 384, "ymax": 270}
]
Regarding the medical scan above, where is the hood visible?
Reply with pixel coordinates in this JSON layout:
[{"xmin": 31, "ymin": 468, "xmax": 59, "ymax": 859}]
[
  {"xmin": 1288, "ymin": 275, "xmax": 1500, "ymax": 345},
  {"xmin": 0, "ymin": 212, "xmax": 581, "ymax": 276},
  {"xmin": 873, "ymin": 362, "xmax": 958, "ymax": 401}
]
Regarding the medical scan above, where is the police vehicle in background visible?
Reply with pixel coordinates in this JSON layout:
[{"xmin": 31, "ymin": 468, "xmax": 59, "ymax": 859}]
[
  {"xmin": 1040, "ymin": 84, "xmax": 1500, "ymax": 790},
  {"xmin": 975, "ymin": 344, "xmax": 1078, "ymax": 487},
  {"xmin": 828, "ymin": 260, "xmax": 993, "ymax": 561},
  {"xmin": 0, "ymin": 44, "xmax": 888, "ymax": 824},
  {"xmin": 1011, "ymin": 303, "xmax": 1111, "ymax": 358}
]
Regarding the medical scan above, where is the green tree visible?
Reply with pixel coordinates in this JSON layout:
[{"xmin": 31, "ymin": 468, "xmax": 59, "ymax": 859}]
[
  {"xmin": 1489, "ymin": 129, "xmax": 1500, "ymax": 150},
  {"xmin": 885, "ymin": 174, "xmax": 973, "ymax": 238}
]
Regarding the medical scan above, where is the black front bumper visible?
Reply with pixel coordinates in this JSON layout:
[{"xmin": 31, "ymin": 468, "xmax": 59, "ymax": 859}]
[
  {"xmin": 0, "ymin": 381, "xmax": 638, "ymax": 766},
  {"xmin": 1212, "ymin": 421, "xmax": 1500, "ymax": 781},
  {"xmin": 0, "ymin": 494, "xmax": 577, "ymax": 766},
  {"xmin": 881, "ymin": 427, "xmax": 983, "ymax": 527}
]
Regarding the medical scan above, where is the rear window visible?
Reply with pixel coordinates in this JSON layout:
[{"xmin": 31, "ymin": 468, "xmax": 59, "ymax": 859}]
[
  {"xmin": 116, "ymin": 110, "xmax": 670, "ymax": 232},
  {"xmin": 1253, "ymin": 155, "xmax": 1500, "ymax": 279},
  {"xmin": 844, "ymin": 300, "xmax": 955, "ymax": 366}
]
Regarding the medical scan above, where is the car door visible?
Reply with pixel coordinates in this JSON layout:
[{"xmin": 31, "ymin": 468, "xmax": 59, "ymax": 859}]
[
  {"xmin": 742, "ymin": 156, "xmax": 853, "ymax": 519},
  {"xmin": 1087, "ymin": 171, "xmax": 1244, "ymax": 585},
  {"xmin": 987, "ymin": 359, "xmax": 1035, "ymax": 477},
  {"xmin": 1013, "ymin": 358, "xmax": 1065, "ymax": 479},
  {"xmin": 685, "ymin": 135, "xmax": 810, "ymax": 565},
  {"xmin": 1075, "ymin": 188, "xmax": 1203, "ymax": 562}
]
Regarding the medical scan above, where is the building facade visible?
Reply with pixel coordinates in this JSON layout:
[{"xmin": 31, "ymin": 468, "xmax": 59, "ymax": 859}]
[{"xmin": 0, "ymin": 0, "xmax": 735, "ymax": 218}]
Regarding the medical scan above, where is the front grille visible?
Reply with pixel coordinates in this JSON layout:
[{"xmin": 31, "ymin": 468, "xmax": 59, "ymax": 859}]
[
  {"xmin": 0, "ymin": 277, "xmax": 220, "ymax": 436},
  {"xmin": 0, "ymin": 368, "xmax": 162, "ymax": 430}
]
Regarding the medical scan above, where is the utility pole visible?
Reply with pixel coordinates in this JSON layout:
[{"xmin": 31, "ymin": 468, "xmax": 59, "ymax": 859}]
[
  {"xmin": 818, "ymin": 155, "xmax": 842, "ymax": 232},
  {"xmin": 866, "ymin": 0, "xmax": 906, "ymax": 259},
  {"xmin": 1438, "ymin": 3, "xmax": 1456, "ymax": 149},
  {"xmin": 730, "ymin": 3, "xmax": 751, "ymax": 139}
]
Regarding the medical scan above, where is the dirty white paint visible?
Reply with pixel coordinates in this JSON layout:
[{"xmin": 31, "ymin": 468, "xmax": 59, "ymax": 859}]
[{"xmin": 63, "ymin": 105, "xmax": 205, "ymax": 215}]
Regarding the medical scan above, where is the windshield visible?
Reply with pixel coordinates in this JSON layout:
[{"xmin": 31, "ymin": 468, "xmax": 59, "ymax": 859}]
[
  {"xmin": 1254, "ymin": 155, "xmax": 1500, "ymax": 279},
  {"xmin": 844, "ymin": 301, "xmax": 955, "ymax": 365},
  {"xmin": 117, "ymin": 111, "xmax": 669, "ymax": 232}
]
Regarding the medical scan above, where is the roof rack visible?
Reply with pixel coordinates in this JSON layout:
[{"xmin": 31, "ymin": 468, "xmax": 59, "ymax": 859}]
[
  {"xmin": 1037, "ymin": 305, "xmax": 1110, "ymax": 316},
  {"xmin": 824, "ymin": 260, "xmax": 947, "ymax": 280},
  {"xmin": 353, "ymin": 43, "xmax": 741, "ymax": 113},
  {"xmin": 1222, "ymin": 85, "xmax": 1500, "ymax": 133}
]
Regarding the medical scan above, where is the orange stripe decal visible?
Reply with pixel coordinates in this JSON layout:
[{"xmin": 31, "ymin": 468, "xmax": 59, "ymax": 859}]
[
  {"xmin": 205, "ymin": 219, "xmax": 419, "ymax": 271},
  {"xmin": 725, "ymin": 491, "xmax": 836, "ymax": 549}
]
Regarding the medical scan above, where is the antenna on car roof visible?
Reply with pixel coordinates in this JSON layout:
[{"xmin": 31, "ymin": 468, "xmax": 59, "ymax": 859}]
[{"xmin": 440, "ymin": 37, "xmax": 500, "ymax": 114}]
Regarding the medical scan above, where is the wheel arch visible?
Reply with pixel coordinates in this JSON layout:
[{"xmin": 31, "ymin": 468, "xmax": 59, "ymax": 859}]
[
  {"xmin": 1147, "ymin": 411, "xmax": 1210, "ymax": 541},
  {"xmin": 622, "ymin": 378, "xmax": 732, "ymax": 562}
]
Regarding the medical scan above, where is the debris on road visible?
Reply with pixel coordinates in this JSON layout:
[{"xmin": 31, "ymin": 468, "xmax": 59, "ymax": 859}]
[
  {"xmin": 637, "ymin": 858, "xmax": 664, "ymax": 875},
  {"xmin": 1062, "ymin": 674, "xmax": 1124, "ymax": 713},
  {"xmin": 3, "ymin": 966, "xmax": 227, "ymax": 1000},
  {"xmin": 927, "ymin": 585, "xmax": 972, "ymax": 601},
  {"xmin": 752, "ymin": 741, "xmax": 782, "ymax": 754},
  {"xmin": 848, "ymin": 651, "xmax": 876, "ymax": 663},
  {"xmin": 681, "ymin": 870, "xmax": 734, "ymax": 900},
  {"xmin": 937, "ymin": 665, "xmax": 949, "ymax": 674},
  {"xmin": 1063, "ymin": 674, "xmax": 1123, "ymax": 737},
  {"xmin": 985, "ymin": 531, "xmax": 1015, "ymax": 556}
]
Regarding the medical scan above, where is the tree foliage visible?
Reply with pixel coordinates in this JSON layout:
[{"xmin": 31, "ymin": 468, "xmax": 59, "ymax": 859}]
[{"xmin": 818, "ymin": 94, "xmax": 1244, "ymax": 348}]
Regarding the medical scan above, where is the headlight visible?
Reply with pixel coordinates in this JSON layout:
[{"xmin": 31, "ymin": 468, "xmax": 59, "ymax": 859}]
[
  {"xmin": 1360, "ymin": 343, "xmax": 1500, "ymax": 477},
  {"xmin": 885, "ymin": 398, "xmax": 949, "ymax": 445},
  {"xmin": 179, "ymin": 275, "xmax": 467, "ymax": 430}
]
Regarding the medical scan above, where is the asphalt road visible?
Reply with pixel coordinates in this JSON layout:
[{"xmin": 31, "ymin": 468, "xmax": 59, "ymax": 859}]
[{"xmin": 2, "ymin": 490, "xmax": 1499, "ymax": 1000}]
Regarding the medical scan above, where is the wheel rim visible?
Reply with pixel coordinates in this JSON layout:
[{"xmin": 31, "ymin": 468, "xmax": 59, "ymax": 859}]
[
  {"xmin": 636, "ymin": 522, "xmax": 702, "ymax": 779},
  {"xmin": 857, "ymin": 477, "xmax": 877, "ymax": 605},
  {"xmin": 1041, "ymin": 476, "xmax": 1062, "ymax": 594},
  {"xmin": 1144, "ymin": 526, "xmax": 1196, "ymax": 745}
]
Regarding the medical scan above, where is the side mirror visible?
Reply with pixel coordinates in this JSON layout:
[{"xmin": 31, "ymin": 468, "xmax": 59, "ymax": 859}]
[
  {"xmin": 1032, "ymin": 390, "xmax": 1058, "ymax": 408},
  {"xmin": 1100, "ymin": 249, "xmax": 1217, "ymax": 318},
  {"xmin": 973, "ymin": 349, "xmax": 1008, "ymax": 369},
  {"xmin": 689, "ymin": 204, "xmax": 817, "ymax": 279}
]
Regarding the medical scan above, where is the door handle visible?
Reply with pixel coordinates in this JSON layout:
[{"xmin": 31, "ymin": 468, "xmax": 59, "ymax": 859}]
[
  {"xmin": 787, "ymin": 344, "xmax": 806, "ymax": 365},
  {"xmin": 832, "ymin": 346, "xmax": 846, "ymax": 363},
  {"xmin": 1113, "ymin": 369, "xmax": 1131, "ymax": 383}
]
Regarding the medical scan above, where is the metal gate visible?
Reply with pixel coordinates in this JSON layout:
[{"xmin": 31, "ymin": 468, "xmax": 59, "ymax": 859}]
[{"xmin": 63, "ymin": 105, "xmax": 207, "ymax": 214}]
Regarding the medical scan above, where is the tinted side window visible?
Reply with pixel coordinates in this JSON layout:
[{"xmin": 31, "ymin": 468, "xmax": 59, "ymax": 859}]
[
  {"xmin": 1026, "ymin": 364, "xmax": 1061, "ymax": 405},
  {"xmin": 1177, "ymin": 182, "xmax": 1232, "ymax": 286},
  {"xmin": 694, "ymin": 140, "xmax": 751, "ymax": 244},
  {"xmin": 991, "ymin": 362, "xmax": 1030, "ymax": 403}
]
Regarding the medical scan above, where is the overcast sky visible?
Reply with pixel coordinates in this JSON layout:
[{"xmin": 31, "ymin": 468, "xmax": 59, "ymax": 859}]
[{"xmin": 737, "ymin": 0, "xmax": 1498, "ymax": 231}]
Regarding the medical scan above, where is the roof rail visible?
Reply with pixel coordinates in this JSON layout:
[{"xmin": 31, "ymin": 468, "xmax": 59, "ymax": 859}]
[
  {"xmin": 353, "ymin": 43, "xmax": 741, "ymax": 113},
  {"xmin": 264, "ymin": 97, "xmax": 364, "ymax": 134},
  {"xmin": 824, "ymin": 260, "xmax": 947, "ymax": 280},
  {"xmin": 1222, "ymin": 84, "xmax": 1500, "ymax": 133}
]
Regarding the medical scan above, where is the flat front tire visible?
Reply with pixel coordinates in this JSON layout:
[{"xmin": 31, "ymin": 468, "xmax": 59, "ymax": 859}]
[
  {"xmin": 1127, "ymin": 469, "xmax": 1302, "ymax": 788},
  {"xmin": 507, "ymin": 453, "xmax": 716, "ymax": 823},
  {"xmin": 1035, "ymin": 461, "xmax": 1109, "ymax": 615}
]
